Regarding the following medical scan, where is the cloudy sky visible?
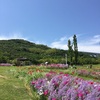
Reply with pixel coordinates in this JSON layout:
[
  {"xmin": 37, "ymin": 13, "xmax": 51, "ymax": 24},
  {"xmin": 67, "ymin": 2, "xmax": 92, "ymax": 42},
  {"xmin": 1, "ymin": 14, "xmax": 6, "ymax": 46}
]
[{"xmin": 0, "ymin": 0, "xmax": 100, "ymax": 53}]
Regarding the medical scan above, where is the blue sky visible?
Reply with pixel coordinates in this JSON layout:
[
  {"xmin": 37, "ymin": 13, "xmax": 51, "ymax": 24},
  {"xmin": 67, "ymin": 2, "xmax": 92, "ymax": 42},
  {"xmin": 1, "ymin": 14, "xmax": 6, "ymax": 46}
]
[{"xmin": 0, "ymin": 0, "xmax": 100, "ymax": 53}]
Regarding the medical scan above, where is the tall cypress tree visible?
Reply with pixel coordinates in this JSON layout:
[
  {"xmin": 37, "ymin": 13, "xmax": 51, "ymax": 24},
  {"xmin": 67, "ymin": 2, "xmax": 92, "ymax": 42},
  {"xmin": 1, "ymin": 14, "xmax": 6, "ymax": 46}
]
[{"xmin": 73, "ymin": 35, "xmax": 78, "ymax": 64}]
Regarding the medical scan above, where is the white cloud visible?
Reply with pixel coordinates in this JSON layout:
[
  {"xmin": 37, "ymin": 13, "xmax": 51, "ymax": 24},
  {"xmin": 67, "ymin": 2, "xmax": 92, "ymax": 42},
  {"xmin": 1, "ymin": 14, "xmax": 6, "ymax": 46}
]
[
  {"xmin": 33, "ymin": 40, "xmax": 46, "ymax": 45},
  {"xmin": 60, "ymin": 36, "xmax": 67, "ymax": 41},
  {"xmin": 50, "ymin": 34, "xmax": 100, "ymax": 53},
  {"xmin": 90, "ymin": 35, "xmax": 100, "ymax": 45},
  {"xmin": 51, "ymin": 41, "xmax": 68, "ymax": 50},
  {"xmin": 78, "ymin": 34, "xmax": 100, "ymax": 53},
  {"xmin": 0, "ymin": 32, "xmax": 27, "ymax": 40},
  {"xmin": 50, "ymin": 36, "xmax": 68, "ymax": 50},
  {"xmin": 94, "ymin": 35, "xmax": 100, "ymax": 38},
  {"xmin": 78, "ymin": 44, "xmax": 100, "ymax": 53},
  {"xmin": 68, "ymin": 36, "xmax": 73, "ymax": 41}
]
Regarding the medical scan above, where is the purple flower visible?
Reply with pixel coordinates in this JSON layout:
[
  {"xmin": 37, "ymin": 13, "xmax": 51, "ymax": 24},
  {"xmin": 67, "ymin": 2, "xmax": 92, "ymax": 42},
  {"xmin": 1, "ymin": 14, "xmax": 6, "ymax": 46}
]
[{"xmin": 31, "ymin": 73, "xmax": 100, "ymax": 100}]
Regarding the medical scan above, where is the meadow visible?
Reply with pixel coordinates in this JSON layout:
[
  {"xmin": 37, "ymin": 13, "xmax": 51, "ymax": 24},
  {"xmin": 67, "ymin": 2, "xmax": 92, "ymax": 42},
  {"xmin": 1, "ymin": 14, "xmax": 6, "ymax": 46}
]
[{"xmin": 0, "ymin": 64, "xmax": 100, "ymax": 100}]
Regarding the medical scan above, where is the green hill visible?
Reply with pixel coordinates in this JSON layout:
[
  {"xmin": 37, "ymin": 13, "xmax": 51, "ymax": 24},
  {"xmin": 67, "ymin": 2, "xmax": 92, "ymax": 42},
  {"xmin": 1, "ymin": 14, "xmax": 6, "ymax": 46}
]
[
  {"xmin": 0, "ymin": 39, "xmax": 66, "ymax": 65},
  {"xmin": 0, "ymin": 39, "xmax": 100, "ymax": 65}
]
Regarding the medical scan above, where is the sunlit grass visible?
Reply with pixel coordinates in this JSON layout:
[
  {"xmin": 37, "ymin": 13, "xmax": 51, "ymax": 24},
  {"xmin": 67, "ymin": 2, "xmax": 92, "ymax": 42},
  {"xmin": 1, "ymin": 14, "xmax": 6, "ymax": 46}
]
[{"xmin": 0, "ymin": 66, "xmax": 32, "ymax": 100}]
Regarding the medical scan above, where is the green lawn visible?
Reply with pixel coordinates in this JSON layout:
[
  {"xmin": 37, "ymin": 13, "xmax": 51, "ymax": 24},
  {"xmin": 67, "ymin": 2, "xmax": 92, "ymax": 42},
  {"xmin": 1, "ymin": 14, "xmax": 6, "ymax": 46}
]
[{"xmin": 0, "ymin": 66, "xmax": 32, "ymax": 100}]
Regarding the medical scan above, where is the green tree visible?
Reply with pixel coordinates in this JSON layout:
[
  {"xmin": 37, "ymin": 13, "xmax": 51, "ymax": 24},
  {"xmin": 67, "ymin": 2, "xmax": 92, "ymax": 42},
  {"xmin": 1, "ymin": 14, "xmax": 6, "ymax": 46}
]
[
  {"xmin": 73, "ymin": 35, "xmax": 78, "ymax": 64},
  {"xmin": 0, "ymin": 56, "xmax": 8, "ymax": 63},
  {"xmin": 68, "ymin": 39, "xmax": 73, "ymax": 64}
]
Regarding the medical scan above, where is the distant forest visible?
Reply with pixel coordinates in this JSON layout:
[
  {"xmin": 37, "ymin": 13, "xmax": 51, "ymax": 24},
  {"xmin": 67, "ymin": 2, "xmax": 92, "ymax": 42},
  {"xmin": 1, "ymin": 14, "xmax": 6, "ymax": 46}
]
[{"xmin": 0, "ymin": 39, "xmax": 100, "ymax": 65}]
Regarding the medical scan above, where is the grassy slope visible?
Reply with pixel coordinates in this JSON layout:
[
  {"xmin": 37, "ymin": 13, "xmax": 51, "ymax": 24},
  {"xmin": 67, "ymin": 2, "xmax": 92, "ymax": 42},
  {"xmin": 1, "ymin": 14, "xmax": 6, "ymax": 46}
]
[{"xmin": 0, "ymin": 66, "xmax": 32, "ymax": 100}]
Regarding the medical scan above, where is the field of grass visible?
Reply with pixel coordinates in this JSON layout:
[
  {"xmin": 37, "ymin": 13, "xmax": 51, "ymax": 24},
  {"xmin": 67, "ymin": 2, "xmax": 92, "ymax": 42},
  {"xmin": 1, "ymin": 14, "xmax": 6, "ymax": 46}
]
[
  {"xmin": 0, "ymin": 64, "xmax": 100, "ymax": 100},
  {"xmin": 0, "ymin": 66, "xmax": 32, "ymax": 100}
]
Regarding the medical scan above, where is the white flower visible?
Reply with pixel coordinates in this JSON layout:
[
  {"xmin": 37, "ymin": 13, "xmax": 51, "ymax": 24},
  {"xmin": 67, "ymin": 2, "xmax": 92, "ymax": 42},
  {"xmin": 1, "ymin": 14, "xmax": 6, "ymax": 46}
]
[
  {"xmin": 47, "ymin": 81, "xmax": 50, "ymax": 85},
  {"xmin": 38, "ymin": 89, "xmax": 43, "ymax": 95}
]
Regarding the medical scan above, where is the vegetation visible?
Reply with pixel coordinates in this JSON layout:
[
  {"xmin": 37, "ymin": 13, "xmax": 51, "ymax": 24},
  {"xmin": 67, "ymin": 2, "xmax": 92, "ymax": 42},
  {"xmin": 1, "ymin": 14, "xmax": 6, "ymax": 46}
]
[
  {"xmin": 0, "ymin": 64, "xmax": 100, "ymax": 100},
  {"xmin": 67, "ymin": 34, "xmax": 78, "ymax": 65},
  {"xmin": 0, "ymin": 66, "xmax": 32, "ymax": 100},
  {"xmin": 0, "ymin": 35, "xmax": 99, "ymax": 99},
  {"xmin": 73, "ymin": 34, "xmax": 78, "ymax": 64},
  {"xmin": 0, "ymin": 39, "xmax": 100, "ymax": 65},
  {"xmin": 68, "ymin": 39, "xmax": 73, "ymax": 63}
]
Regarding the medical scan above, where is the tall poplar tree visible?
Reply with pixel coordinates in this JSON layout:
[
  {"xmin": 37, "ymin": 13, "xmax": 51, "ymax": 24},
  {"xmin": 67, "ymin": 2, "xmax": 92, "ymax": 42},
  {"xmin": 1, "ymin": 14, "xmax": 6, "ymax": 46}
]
[
  {"xmin": 68, "ymin": 39, "xmax": 73, "ymax": 64},
  {"xmin": 73, "ymin": 34, "xmax": 78, "ymax": 64}
]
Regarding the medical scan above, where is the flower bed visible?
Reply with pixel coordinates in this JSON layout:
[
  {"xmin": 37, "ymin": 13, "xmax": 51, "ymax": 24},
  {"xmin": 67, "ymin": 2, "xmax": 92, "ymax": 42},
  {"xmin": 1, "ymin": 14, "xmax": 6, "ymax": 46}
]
[
  {"xmin": 0, "ymin": 63, "xmax": 13, "ymax": 66},
  {"xmin": 47, "ymin": 64, "xmax": 68, "ymax": 69},
  {"xmin": 31, "ymin": 73, "xmax": 100, "ymax": 100},
  {"xmin": 11, "ymin": 66, "xmax": 100, "ymax": 100},
  {"xmin": 76, "ymin": 69, "xmax": 100, "ymax": 80}
]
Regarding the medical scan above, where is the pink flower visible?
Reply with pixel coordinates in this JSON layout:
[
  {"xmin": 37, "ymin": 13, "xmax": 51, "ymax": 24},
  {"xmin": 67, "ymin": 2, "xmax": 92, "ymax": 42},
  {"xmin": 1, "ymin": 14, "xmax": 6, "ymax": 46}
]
[
  {"xmin": 31, "ymin": 81, "xmax": 36, "ymax": 85},
  {"xmin": 78, "ymin": 92, "xmax": 83, "ymax": 97},
  {"xmin": 60, "ymin": 72, "xmax": 63, "ymax": 74},
  {"xmin": 88, "ymin": 81, "xmax": 94, "ymax": 85},
  {"xmin": 63, "ymin": 81, "xmax": 68, "ymax": 85},
  {"xmin": 46, "ymin": 73, "xmax": 50, "ymax": 77},
  {"xmin": 64, "ymin": 74, "xmax": 69, "ymax": 77},
  {"xmin": 58, "ymin": 75, "xmax": 62, "ymax": 79},
  {"xmin": 54, "ymin": 82, "xmax": 59, "ymax": 86},
  {"xmin": 98, "ymin": 87, "xmax": 100, "ymax": 91},
  {"xmin": 44, "ymin": 90, "xmax": 48, "ymax": 95}
]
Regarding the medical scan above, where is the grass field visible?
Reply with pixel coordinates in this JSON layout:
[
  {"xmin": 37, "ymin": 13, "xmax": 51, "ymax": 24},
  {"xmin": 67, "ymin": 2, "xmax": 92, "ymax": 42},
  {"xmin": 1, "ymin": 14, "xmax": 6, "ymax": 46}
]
[
  {"xmin": 0, "ymin": 66, "xmax": 32, "ymax": 100},
  {"xmin": 0, "ymin": 64, "xmax": 100, "ymax": 100}
]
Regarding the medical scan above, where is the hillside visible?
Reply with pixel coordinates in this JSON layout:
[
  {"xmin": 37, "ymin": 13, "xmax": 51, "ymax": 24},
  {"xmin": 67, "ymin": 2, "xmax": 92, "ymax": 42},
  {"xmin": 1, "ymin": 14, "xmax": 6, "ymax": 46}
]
[
  {"xmin": 0, "ymin": 39, "xmax": 100, "ymax": 65},
  {"xmin": 0, "ymin": 39, "xmax": 66, "ymax": 65}
]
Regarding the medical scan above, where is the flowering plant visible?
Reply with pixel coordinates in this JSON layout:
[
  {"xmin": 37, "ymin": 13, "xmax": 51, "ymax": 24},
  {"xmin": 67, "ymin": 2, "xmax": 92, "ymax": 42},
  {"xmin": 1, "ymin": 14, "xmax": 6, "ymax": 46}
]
[
  {"xmin": 31, "ymin": 73, "xmax": 100, "ymax": 100},
  {"xmin": 47, "ymin": 64, "xmax": 68, "ymax": 69}
]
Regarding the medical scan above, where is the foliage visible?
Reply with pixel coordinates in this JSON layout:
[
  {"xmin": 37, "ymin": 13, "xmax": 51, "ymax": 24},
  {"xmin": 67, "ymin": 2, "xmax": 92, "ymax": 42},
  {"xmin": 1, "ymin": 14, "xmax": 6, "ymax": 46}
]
[
  {"xmin": 68, "ymin": 39, "xmax": 73, "ymax": 63},
  {"xmin": 73, "ymin": 34, "xmax": 78, "ymax": 64},
  {"xmin": 67, "ymin": 34, "xmax": 78, "ymax": 65},
  {"xmin": 0, "ymin": 39, "xmax": 100, "ymax": 65}
]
